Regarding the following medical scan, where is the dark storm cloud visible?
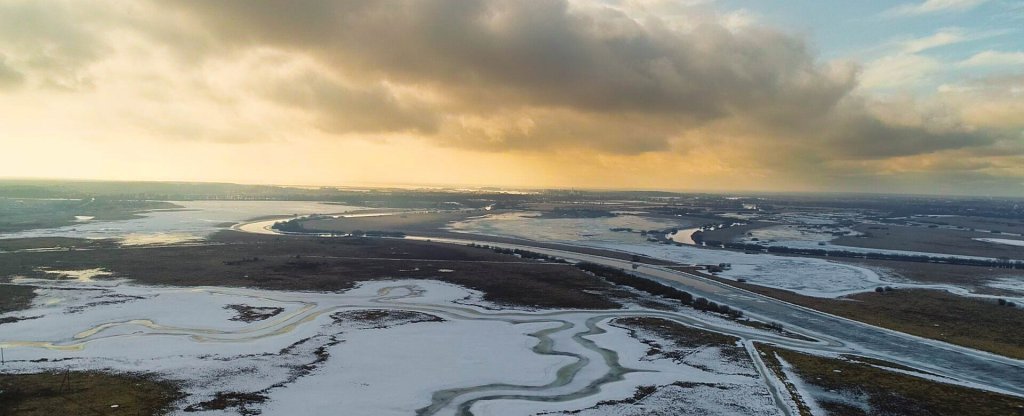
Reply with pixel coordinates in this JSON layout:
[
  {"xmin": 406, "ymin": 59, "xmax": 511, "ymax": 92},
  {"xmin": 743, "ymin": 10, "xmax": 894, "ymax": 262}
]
[
  {"xmin": 442, "ymin": 110, "xmax": 675, "ymax": 154},
  {"xmin": 158, "ymin": 0, "xmax": 1004, "ymax": 162},
  {"xmin": 161, "ymin": 0, "xmax": 866, "ymax": 150},
  {"xmin": 264, "ymin": 72, "xmax": 441, "ymax": 135},
  {"xmin": 825, "ymin": 115, "xmax": 997, "ymax": 159},
  {"xmin": 0, "ymin": 1, "xmax": 109, "ymax": 90},
  {"xmin": 168, "ymin": 0, "xmax": 852, "ymax": 115}
]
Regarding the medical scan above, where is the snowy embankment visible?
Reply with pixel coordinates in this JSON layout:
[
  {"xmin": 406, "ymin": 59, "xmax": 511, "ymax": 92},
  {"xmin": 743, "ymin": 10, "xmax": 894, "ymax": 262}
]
[{"xmin": 975, "ymin": 237, "xmax": 1024, "ymax": 247}]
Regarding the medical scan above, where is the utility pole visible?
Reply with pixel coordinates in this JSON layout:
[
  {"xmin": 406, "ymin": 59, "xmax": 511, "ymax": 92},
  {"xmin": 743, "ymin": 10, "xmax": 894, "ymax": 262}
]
[{"xmin": 59, "ymin": 368, "xmax": 71, "ymax": 394}]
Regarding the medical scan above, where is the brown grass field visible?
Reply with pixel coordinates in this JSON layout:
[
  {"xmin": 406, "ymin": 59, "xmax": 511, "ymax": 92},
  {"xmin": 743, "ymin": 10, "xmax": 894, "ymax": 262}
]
[
  {"xmin": 0, "ymin": 231, "xmax": 630, "ymax": 310},
  {"xmin": 833, "ymin": 224, "xmax": 1024, "ymax": 260},
  {"xmin": 757, "ymin": 343, "xmax": 1024, "ymax": 416},
  {"xmin": 913, "ymin": 215, "xmax": 1024, "ymax": 235},
  {"xmin": 0, "ymin": 237, "xmax": 118, "ymax": 252},
  {"xmin": 836, "ymin": 257, "xmax": 1024, "ymax": 295}
]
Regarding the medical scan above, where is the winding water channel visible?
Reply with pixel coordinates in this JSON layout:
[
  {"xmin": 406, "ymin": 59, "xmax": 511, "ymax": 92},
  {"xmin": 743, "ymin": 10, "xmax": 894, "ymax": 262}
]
[
  {"xmin": 2, "ymin": 277, "xmax": 822, "ymax": 415},
  {"xmin": 235, "ymin": 218, "xmax": 1024, "ymax": 401}
]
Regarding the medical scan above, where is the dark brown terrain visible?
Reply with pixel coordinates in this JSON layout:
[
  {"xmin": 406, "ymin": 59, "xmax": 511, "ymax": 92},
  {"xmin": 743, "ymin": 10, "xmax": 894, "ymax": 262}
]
[
  {"xmin": 0, "ymin": 231, "xmax": 625, "ymax": 310},
  {"xmin": 833, "ymin": 224, "xmax": 1024, "ymax": 260},
  {"xmin": 758, "ymin": 344, "xmax": 1024, "ymax": 416}
]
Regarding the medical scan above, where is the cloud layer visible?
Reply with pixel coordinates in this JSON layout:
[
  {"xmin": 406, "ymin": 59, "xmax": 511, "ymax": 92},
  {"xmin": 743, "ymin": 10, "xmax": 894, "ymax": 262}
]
[
  {"xmin": 0, "ymin": 0, "xmax": 1020, "ymax": 195},
  {"xmin": 884, "ymin": 0, "xmax": 990, "ymax": 17}
]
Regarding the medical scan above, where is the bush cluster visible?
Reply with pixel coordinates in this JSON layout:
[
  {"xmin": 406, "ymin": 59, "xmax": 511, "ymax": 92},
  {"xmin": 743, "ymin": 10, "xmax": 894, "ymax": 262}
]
[{"xmin": 575, "ymin": 262, "xmax": 743, "ymax": 318}]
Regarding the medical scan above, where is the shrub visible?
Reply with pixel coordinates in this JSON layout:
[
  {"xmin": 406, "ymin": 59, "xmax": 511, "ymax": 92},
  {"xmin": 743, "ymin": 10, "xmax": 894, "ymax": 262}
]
[{"xmin": 575, "ymin": 262, "xmax": 694, "ymax": 305}]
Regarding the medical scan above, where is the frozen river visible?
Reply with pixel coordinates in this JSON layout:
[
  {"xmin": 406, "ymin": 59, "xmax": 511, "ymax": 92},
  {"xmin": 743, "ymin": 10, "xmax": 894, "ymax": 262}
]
[
  {"xmin": 0, "ymin": 200, "xmax": 362, "ymax": 244},
  {"xmin": 3, "ymin": 207, "xmax": 1022, "ymax": 414}
]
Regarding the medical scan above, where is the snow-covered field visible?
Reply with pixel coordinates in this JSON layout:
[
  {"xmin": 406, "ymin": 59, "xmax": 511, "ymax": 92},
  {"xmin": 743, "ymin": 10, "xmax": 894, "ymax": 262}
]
[
  {"xmin": 986, "ymin": 277, "xmax": 1024, "ymax": 296},
  {"xmin": 745, "ymin": 224, "xmax": 856, "ymax": 246},
  {"xmin": 448, "ymin": 212, "xmax": 689, "ymax": 244},
  {"xmin": 0, "ymin": 276, "xmax": 797, "ymax": 415},
  {"xmin": 975, "ymin": 237, "xmax": 1024, "ymax": 247},
  {"xmin": 451, "ymin": 214, "xmax": 889, "ymax": 297},
  {"xmin": 476, "ymin": 320, "xmax": 782, "ymax": 416},
  {"xmin": 597, "ymin": 243, "xmax": 890, "ymax": 298},
  {"xmin": 738, "ymin": 224, "xmax": 1010, "ymax": 262},
  {"xmin": 451, "ymin": 213, "xmax": 1024, "ymax": 299}
]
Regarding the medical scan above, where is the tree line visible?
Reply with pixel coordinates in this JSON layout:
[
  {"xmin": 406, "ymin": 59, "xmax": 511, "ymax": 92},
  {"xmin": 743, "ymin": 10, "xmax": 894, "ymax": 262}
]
[{"xmin": 694, "ymin": 241, "xmax": 1024, "ymax": 269}]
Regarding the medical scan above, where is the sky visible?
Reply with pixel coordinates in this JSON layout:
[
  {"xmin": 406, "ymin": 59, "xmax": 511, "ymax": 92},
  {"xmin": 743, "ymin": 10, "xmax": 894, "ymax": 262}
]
[{"xmin": 0, "ymin": 0, "xmax": 1022, "ymax": 196}]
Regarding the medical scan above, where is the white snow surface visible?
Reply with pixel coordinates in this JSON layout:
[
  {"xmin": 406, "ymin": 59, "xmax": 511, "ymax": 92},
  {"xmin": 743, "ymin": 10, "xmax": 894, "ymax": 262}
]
[
  {"xmin": 736, "ymin": 222, "xmax": 1011, "ymax": 262},
  {"xmin": 975, "ymin": 238, "xmax": 1024, "ymax": 247},
  {"xmin": 550, "ymin": 237, "xmax": 877, "ymax": 297},
  {"xmin": 0, "ymin": 278, "xmax": 791, "ymax": 415},
  {"xmin": 451, "ymin": 213, "xmax": 1024, "ymax": 299},
  {"xmin": 450, "ymin": 214, "xmax": 890, "ymax": 297},
  {"xmin": 472, "ymin": 321, "xmax": 781, "ymax": 416},
  {"xmin": 262, "ymin": 320, "xmax": 568, "ymax": 416},
  {"xmin": 448, "ymin": 212, "xmax": 689, "ymax": 244},
  {"xmin": 986, "ymin": 277, "xmax": 1024, "ymax": 295}
]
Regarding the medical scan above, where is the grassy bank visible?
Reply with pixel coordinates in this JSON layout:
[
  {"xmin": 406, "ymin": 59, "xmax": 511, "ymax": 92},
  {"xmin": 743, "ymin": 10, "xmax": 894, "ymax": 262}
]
[
  {"xmin": 0, "ymin": 283, "xmax": 35, "ymax": 314},
  {"xmin": 0, "ymin": 198, "xmax": 180, "ymax": 234}
]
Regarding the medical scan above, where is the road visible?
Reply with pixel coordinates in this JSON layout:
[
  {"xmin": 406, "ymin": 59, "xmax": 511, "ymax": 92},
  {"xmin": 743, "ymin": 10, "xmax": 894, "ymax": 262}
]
[{"xmin": 403, "ymin": 235, "xmax": 1024, "ymax": 397}]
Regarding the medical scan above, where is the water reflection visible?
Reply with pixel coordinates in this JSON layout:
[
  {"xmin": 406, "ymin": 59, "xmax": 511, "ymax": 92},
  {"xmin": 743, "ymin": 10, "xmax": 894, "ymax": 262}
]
[{"xmin": 0, "ymin": 200, "xmax": 362, "ymax": 243}]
